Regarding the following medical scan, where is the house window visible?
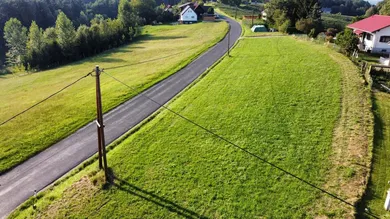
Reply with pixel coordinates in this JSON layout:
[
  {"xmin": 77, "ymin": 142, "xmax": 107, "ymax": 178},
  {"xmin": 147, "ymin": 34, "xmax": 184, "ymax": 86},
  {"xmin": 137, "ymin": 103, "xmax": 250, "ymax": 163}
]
[
  {"xmin": 380, "ymin": 36, "xmax": 390, "ymax": 43},
  {"xmin": 366, "ymin": 34, "xmax": 372, "ymax": 40},
  {"xmin": 191, "ymin": 16, "xmax": 194, "ymax": 18}
]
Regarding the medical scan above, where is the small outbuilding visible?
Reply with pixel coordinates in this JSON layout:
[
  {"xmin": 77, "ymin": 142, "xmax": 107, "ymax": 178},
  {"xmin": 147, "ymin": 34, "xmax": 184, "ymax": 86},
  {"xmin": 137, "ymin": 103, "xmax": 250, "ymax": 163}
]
[
  {"xmin": 251, "ymin": 25, "xmax": 268, "ymax": 32},
  {"xmin": 179, "ymin": 5, "xmax": 198, "ymax": 24}
]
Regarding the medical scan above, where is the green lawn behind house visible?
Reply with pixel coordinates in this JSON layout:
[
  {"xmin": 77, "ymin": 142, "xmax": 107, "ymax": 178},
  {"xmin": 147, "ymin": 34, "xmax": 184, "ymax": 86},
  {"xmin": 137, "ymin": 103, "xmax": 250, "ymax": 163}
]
[
  {"xmin": 10, "ymin": 37, "xmax": 354, "ymax": 218},
  {"xmin": 0, "ymin": 22, "xmax": 228, "ymax": 173}
]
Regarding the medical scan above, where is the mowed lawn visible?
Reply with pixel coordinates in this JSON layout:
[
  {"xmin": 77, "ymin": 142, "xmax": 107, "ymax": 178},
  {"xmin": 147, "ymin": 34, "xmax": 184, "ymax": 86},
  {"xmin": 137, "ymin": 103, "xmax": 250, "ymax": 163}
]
[
  {"xmin": 358, "ymin": 92, "xmax": 390, "ymax": 218},
  {"xmin": 10, "ymin": 37, "xmax": 347, "ymax": 218},
  {"xmin": 0, "ymin": 22, "xmax": 228, "ymax": 173}
]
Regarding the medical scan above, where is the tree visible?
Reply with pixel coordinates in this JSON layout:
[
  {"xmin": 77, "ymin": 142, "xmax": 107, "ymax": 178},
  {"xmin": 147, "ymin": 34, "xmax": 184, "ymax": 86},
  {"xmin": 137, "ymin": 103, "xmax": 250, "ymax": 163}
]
[
  {"xmin": 131, "ymin": 0, "xmax": 157, "ymax": 24},
  {"xmin": 118, "ymin": 0, "xmax": 138, "ymax": 39},
  {"xmin": 266, "ymin": 0, "xmax": 322, "ymax": 34},
  {"xmin": 55, "ymin": 11, "xmax": 76, "ymax": 58},
  {"xmin": 3, "ymin": 18, "xmax": 28, "ymax": 66},
  {"xmin": 295, "ymin": 18, "xmax": 318, "ymax": 34},
  {"xmin": 76, "ymin": 25, "xmax": 91, "ymax": 58},
  {"xmin": 365, "ymin": 6, "xmax": 377, "ymax": 17},
  {"xmin": 336, "ymin": 28, "xmax": 359, "ymax": 55},
  {"xmin": 26, "ymin": 21, "xmax": 45, "ymax": 68},
  {"xmin": 43, "ymin": 27, "xmax": 63, "ymax": 68},
  {"xmin": 378, "ymin": 0, "xmax": 390, "ymax": 15}
]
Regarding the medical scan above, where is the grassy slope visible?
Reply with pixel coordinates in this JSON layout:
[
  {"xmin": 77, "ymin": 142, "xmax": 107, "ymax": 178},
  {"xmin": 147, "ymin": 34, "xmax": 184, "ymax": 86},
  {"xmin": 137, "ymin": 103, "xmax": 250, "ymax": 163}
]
[
  {"xmin": 0, "ymin": 22, "xmax": 228, "ymax": 173},
  {"xmin": 357, "ymin": 92, "xmax": 390, "ymax": 218},
  {"xmin": 10, "ymin": 37, "xmax": 351, "ymax": 218}
]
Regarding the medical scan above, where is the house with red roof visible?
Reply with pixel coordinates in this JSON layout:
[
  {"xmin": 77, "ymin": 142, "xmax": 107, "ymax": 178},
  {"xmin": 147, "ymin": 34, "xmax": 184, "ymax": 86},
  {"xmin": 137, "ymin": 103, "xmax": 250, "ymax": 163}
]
[{"xmin": 348, "ymin": 15, "xmax": 390, "ymax": 53}]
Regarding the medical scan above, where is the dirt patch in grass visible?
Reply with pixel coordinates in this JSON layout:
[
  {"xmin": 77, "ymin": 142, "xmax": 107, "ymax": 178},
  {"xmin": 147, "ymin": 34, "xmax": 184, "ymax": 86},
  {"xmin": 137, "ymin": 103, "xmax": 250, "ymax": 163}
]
[
  {"xmin": 313, "ymin": 52, "xmax": 373, "ymax": 218},
  {"xmin": 36, "ymin": 176, "xmax": 98, "ymax": 219}
]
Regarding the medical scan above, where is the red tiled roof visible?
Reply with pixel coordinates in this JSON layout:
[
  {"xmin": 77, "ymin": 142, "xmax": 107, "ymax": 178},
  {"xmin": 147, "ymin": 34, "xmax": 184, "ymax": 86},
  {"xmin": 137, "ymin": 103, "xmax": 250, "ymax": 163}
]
[{"xmin": 347, "ymin": 15, "xmax": 390, "ymax": 33}]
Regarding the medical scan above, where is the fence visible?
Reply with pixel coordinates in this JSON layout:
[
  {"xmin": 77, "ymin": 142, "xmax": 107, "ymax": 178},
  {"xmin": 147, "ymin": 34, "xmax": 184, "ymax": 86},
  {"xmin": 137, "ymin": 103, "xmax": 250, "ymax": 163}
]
[{"xmin": 362, "ymin": 62, "xmax": 390, "ymax": 92}]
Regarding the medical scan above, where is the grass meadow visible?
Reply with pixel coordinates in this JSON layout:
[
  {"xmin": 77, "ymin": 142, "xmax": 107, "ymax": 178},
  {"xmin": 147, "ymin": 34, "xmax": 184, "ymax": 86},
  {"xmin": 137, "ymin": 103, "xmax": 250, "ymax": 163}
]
[
  {"xmin": 9, "ymin": 37, "xmax": 373, "ymax": 218},
  {"xmin": 0, "ymin": 22, "xmax": 228, "ymax": 173}
]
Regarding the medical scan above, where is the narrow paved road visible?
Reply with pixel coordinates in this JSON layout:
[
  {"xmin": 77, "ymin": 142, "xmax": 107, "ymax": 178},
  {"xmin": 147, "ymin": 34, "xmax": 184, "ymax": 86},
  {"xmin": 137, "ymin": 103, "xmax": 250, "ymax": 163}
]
[{"xmin": 0, "ymin": 17, "xmax": 241, "ymax": 218}]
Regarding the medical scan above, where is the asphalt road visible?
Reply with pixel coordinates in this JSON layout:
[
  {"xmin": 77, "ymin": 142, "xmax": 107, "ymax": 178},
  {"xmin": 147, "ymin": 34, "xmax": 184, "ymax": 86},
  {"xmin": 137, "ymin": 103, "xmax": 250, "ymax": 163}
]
[{"xmin": 0, "ymin": 18, "xmax": 241, "ymax": 218}]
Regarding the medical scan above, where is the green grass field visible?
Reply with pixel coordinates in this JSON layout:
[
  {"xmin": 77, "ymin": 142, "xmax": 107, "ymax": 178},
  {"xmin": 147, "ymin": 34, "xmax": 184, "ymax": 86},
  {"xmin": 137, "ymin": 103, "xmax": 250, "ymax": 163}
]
[
  {"xmin": 9, "ymin": 37, "xmax": 372, "ymax": 218},
  {"xmin": 357, "ymin": 92, "xmax": 390, "ymax": 218},
  {"xmin": 0, "ymin": 22, "xmax": 228, "ymax": 173}
]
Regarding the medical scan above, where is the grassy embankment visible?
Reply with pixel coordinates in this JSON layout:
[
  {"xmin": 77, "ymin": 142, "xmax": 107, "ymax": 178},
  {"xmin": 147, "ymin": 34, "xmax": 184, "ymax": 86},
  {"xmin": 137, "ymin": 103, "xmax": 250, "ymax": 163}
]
[
  {"xmin": 0, "ymin": 21, "xmax": 228, "ymax": 173},
  {"xmin": 10, "ymin": 37, "xmax": 372, "ymax": 218}
]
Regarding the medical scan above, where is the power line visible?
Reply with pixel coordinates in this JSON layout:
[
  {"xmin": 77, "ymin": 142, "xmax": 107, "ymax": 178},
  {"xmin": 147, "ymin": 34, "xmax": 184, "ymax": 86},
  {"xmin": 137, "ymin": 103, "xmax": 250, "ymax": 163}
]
[
  {"xmin": 0, "ymin": 72, "xmax": 92, "ymax": 127},
  {"xmin": 102, "ymin": 70, "xmax": 379, "ymax": 219}
]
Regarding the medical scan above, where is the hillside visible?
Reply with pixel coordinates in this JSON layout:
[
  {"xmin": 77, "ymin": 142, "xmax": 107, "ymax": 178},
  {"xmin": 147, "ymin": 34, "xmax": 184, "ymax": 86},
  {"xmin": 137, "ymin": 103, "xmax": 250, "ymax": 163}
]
[
  {"xmin": 0, "ymin": 22, "xmax": 228, "ymax": 173},
  {"xmin": 9, "ymin": 37, "xmax": 372, "ymax": 218},
  {"xmin": 321, "ymin": 0, "xmax": 372, "ymax": 16}
]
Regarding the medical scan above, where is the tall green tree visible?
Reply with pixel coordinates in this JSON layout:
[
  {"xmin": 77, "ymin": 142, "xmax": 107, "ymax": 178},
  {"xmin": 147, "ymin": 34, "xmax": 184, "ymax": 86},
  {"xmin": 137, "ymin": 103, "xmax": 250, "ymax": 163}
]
[
  {"xmin": 26, "ymin": 21, "xmax": 45, "ymax": 68},
  {"xmin": 118, "ymin": 0, "xmax": 135, "ymax": 28},
  {"xmin": 27, "ymin": 21, "xmax": 44, "ymax": 54},
  {"xmin": 3, "ymin": 18, "xmax": 28, "ymax": 66},
  {"xmin": 43, "ymin": 27, "xmax": 63, "ymax": 68},
  {"xmin": 55, "ymin": 11, "xmax": 76, "ymax": 57},
  {"xmin": 365, "ymin": 6, "xmax": 377, "ymax": 17},
  {"xmin": 131, "ymin": 0, "xmax": 157, "ymax": 24},
  {"xmin": 266, "ymin": 0, "xmax": 322, "ymax": 33},
  {"xmin": 118, "ymin": 0, "xmax": 138, "ymax": 39}
]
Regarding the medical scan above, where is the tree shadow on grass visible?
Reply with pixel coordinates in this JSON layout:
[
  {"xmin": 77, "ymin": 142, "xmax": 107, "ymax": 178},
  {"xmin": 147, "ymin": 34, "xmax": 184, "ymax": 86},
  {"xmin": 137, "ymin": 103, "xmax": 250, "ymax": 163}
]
[
  {"xmin": 104, "ymin": 50, "xmax": 189, "ymax": 71},
  {"xmin": 106, "ymin": 169, "xmax": 208, "ymax": 219},
  {"xmin": 355, "ymin": 94, "xmax": 384, "ymax": 219},
  {"xmin": 138, "ymin": 34, "xmax": 187, "ymax": 42}
]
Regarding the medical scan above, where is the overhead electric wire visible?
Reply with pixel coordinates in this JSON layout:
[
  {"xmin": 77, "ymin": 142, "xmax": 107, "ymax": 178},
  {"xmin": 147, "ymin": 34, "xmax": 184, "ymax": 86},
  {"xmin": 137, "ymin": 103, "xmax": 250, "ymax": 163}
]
[
  {"xmin": 0, "ymin": 72, "xmax": 92, "ymax": 127},
  {"xmin": 102, "ymin": 70, "xmax": 380, "ymax": 219}
]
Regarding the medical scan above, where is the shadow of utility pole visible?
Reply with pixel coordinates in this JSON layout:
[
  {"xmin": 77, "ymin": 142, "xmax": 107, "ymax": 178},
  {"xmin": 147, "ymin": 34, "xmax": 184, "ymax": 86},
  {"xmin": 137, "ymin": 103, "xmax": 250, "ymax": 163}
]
[{"xmin": 113, "ymin": 176, "xmax": 209, "ymax": 219}]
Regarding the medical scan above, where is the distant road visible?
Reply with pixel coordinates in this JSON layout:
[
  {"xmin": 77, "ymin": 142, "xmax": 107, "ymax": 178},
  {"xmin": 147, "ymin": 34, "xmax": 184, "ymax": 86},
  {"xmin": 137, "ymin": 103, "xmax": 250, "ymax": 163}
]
[{"xmin": 0, "ymin": 17, "xmax": 241, "ymax": 219}]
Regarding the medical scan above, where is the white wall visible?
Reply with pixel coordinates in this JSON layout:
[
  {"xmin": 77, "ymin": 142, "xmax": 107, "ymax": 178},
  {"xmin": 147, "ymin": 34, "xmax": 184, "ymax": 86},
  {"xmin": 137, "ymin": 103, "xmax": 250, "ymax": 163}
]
[
  {"xmin": 372, "ymin": 26, "xmax": 390, "ymax": 53},
  {"xmin": 180, "ymin": 8, "xmax": 197, "ymax": 22}
]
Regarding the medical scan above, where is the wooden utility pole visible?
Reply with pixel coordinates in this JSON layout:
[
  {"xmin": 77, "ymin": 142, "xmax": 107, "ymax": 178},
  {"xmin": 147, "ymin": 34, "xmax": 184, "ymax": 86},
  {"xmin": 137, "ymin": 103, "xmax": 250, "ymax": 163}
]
[{"xmin": 94, "ymin": 65, "xmax": 108, "ymax": 181}]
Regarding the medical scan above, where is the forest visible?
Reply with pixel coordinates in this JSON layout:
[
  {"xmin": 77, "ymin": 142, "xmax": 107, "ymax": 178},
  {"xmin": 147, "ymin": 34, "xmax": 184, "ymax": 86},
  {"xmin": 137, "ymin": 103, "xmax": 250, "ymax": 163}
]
[
  {"xmin": 0, "ymin": 0, "xmax": 181, "ymax": 69},
  {"xmin": 320, "ymin": 0, "xmax": 372, "ymax": 16}
]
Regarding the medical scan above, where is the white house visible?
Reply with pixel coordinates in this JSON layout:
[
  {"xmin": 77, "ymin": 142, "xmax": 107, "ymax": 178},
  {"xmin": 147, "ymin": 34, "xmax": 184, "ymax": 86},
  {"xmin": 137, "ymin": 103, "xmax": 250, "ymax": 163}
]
[
  {"xmin": 179, "ymin": 6, "xmax": 197, "ymax": 24},
  {"xmin": 348, "ymin": 15, "xmax": 390, "ymax": 53}
]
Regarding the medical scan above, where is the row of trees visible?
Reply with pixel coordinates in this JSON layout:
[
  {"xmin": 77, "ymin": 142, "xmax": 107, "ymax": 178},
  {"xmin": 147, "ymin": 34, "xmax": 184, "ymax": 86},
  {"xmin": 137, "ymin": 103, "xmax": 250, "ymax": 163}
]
[
  {"xmin": 0, "ymin": 0, "xmax": 171, "ymax": 65},
  {"xmin": 3, "ymin": 0, "xmax": 183, "ymax": 70},
  {"xmin": 0, "ymin": 0, "xmax": 86, "ymax": 64},
  {"xmin": 4, "ymin": 0, "xmax": 142, "ymax": 70}
]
